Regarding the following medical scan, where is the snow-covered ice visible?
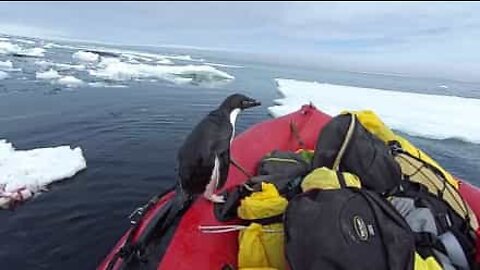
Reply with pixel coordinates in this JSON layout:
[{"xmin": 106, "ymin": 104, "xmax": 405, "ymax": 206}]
[{"xmin": 269, "ymin": 78, "xmax": 480, "ymax": 144}]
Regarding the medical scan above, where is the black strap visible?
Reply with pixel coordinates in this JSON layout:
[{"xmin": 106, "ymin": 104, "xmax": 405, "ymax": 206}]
[
  {"xmin": 244, "ymin": 213, "xmax": 284, "ymax": 226},
  {"xmin": 230, "ymin": 158, "xmax": 253, "ymax": 179},
  {"xmin": 336, "ymin": 171, "xmax": 347, "ymax": 188},
  {"xmin": 414, "ymin": 232, "xmax": 447, "ymax": 254}
]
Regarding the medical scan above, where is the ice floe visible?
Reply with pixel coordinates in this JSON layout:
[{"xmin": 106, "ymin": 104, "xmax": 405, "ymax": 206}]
[
  {"xmin": 36, "ymin": 69, "xmax": 83, "ymax": 87},
  {"xmin": 36, "ymin": 69, "xmax": 61, "ymax": 80},
  {"xmin": 89, "ymin": 58, "xmax": 234, "ymax": 84},
  {"xmin": 0, "ymin": 140, "xmax": 86, "ymax": 208},
  {"xmin": 0, "ymin": 41, "xmax": 22, "ymax": 55},
  {"xmin": 88, "ymin": 82, "xmax": 128, "ymax": 88},
  {"xmin": 57, "ymin": 76, "xmax": 84, "ymax": 87},
  {"xmin": 13, "ymin": 38, "xmax": 36, "ymax": 45},
  {"xmin": 269, "ymin": 78, "xmax": 480, "ymax": 144},
  {"xmin": 0, "ymin": 71, "xmax": 8, "ymax": 80},
  {"xmin": 204, "ymin": 62, "xmax": 244, "ymax": 68},
  {"xmin": 72, "ymin": 50, "xmax": 99, "ymax": 62},
  {"xmin": 35, "ymin": 60, "xmax": 86, "ymax": 71},
  {"xmin": 0, "ymin": 41, "xmax": 45, "ymax": 57},
  {"xmin": 0, "ymin": 60, "xmax": 14, "ymax": 71}
]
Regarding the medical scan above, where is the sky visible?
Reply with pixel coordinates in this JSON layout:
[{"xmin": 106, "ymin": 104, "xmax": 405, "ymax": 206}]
[{"xmin": 0, "ymin": 1, "xmax": 479, "ymax": 82}]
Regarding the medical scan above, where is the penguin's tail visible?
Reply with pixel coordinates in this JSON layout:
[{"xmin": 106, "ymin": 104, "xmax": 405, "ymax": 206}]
[
  {"xmin": 157, "ymin": 185, "xmax": 192, "ymax": 233},
  {"xmin": 107, "ymin": 184, "xmax": 192, "ymax": 268}
]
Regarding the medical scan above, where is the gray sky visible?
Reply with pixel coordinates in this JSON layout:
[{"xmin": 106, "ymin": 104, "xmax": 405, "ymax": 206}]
[{"xmin": 1, "ymin": 2, "xmax": 479, "ymax": 82}]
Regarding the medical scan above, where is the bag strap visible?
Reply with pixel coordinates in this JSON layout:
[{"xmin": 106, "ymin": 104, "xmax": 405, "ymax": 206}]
[
  {"xmin": 333, "ymin": 114, "xmax": 356, "ymax": 170},
  {"xmin": 439, "ymin": 231, "xmax": 471, "ymax": 270},
  {"xmin": 336, "ymin": 171, "xmax": 347, "ymax": 189},
  {"xmin": 245, "ymin": 213, "xmax": 284, "ymax": 226}
]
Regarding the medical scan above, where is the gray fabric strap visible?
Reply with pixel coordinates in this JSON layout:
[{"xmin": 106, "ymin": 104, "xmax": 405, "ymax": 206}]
[
  {"xmin": 390, "ymin": 197, "xmax": 438, "ymax": 235},
  {"xmin": 391, "ymin": 197, "xmax": 470, "ymax": 270},
  {"xmin": 439, "ymin": 231, "xmax": 470, "ymax": 270},
  {"xmin": 433, "ymin": 250, "xmax": 457, "ymax": 270}
]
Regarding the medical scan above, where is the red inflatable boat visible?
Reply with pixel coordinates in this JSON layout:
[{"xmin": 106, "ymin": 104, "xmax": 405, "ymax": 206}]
[{"xmin": 98, "ymin": 105, "xmax": 480, "ymax": 270}]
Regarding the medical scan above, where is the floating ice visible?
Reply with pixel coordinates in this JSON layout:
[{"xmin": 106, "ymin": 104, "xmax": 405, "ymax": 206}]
[
  {"xmin": 57, "ymin": 76, "xmax": 83, "ymax": 87},
  {"xmin": 35, "ymin": 69, "xmax": 83, "ymax": 87},
  {"xmin": 0, "ymin": 60, "xmax": 13, "ymax": 70},
  {"xmin": 0, "ymin": 41, "xmax": 22, "ymax": 55},
  {"xmin": 43, "ymin": 43, "xmax": 80, "ymax": 50},
  {"xmin": 0, "ymin": 139, "xmax": 86, "ymax": 201},
  {"xmin": 89, "ymin": 59, "xmax": 234, "ymax": 84},
  {"xmin": 81, "ymin": 46, "xmax": 203, "ymax": 63},
  {"xmin": 43, "ymin": 43, "xmax": 57, "ymax": 49},
  {"xmin": 88, "ymin": 82, "xmax": 128, "ymax": 88},
  {"xmin": 36, "ymin": 69, "xmax": 61, "ymax": 80},
  {"xmin": 0, "ymin": 71, "xmax": 7, "ymax": 80},
  {"xmin": 13, "ymin": 38, "xmax": 36, "ymax": 45},
  {"xmin": 204, "ymin": 62, "xmax": 244, "ymax": 68},
  {"xmin": 35, "ymin": 60, "xmax": 85, "ymax": 71},
  {"xmin": 19, "ymin": 47, "xmax": 45, "ymax": 57},
  {"xmin": 165, "ymin": 54, "xmax": 204, "ymax": 62},
  {"xmin": 0, "ymin": 42, "xmax": 45, "ymax": 57},
  {"xmin": 72, "ymin": 50, "xmax": 99, "ymax": 62},
  {"xmin": 269, "ymin": 78, "xmax": 480, "ymax": 144},
  {"xmin": 156, "ymin": 59, "xmax": 173, "ymax": 65}
]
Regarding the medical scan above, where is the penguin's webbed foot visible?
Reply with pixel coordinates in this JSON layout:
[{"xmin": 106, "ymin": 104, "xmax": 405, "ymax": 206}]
[{"xmin": 206, "ymin": 194, "xmax": 225, "ymax": 204}]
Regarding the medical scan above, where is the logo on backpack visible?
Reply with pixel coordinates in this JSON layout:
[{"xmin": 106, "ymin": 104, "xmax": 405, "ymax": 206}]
[{"xmin": 353, "ymin": 216, "xmax": 370, "ymax": 241}]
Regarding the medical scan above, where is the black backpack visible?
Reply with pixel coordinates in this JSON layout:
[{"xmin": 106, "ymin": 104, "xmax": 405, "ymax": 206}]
[
  {"xmin": 214, "ymin": 150, "xmax": 310, "ymax": 221},
  {"xmin": 312, "ymin": 113, "xmax": 401, "ymax": 193},
  {"xmin": 285, "ymin": 187, "xmax": 415, "ymax": 270},
  {"xmin": 254, "ymin": 150, "xmax": 311, "ymax": 198}
]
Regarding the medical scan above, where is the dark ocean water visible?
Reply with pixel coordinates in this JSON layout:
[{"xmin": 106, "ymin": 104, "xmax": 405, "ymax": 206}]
[{"xmin": 0, "ymin": 36, "xmax": 479, "ymax": 269}]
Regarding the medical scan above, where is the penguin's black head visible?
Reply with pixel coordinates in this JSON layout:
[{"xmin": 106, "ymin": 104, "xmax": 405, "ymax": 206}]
[{"xmin": 220, "ymin": 94, "xmax": 261, "ymax": 112}]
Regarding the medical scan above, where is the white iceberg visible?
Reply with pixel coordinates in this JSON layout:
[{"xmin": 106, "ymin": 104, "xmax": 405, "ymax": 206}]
[
  {"xmin": 43, "ymin": 43, "xmax": 57, "ymax": 49},
  {"xmin": 72, "ymin": 50, "xmax": 99, "ymax": 62},
  {"xmin": 0, "ymin": 41, "xmax": 45, "ymax": 57},
  {"xmin": 13, "ymin": 38, "xmax": 36, "ymax": 45},
  {"xmin": 0, "ymin": 60, "xmax": 13, "ymax": 70},
  {"xmin": 165, "ymin": 54, "xmax": 201, "ymax": 62},
  {"xmin": 0, "ymin": 71, "xmax": 7, "ymax": 80},
  {"xmin": 156, "ymin": 59, "xmax": 173, "ymax": 65},
  {"xmin": 204, "ymin": 62, "xmax": 244, "ymax": 68},
  {"xmin": 88, "ymin": 82, "xmax": 128, "ymax": 88},
  {"xmin": 0, "ymin": 41, "xmax": 22, "ymax": 55},
  {"xmin": 0, "ymin": 140, "xmax": 86, "ymax": 206},
  {"xmin": 269, "ymin": 78, "xmax": 480, "ymax": 144},
  {"xmin": 36, "ymin": 69, "xmax": 61, "ymax": 80},
  {"xmin": 89, "ymin": 59, "xmax": 234, "ymax": 84},
  {"xmin": 57, "ymin": 75, "xmax": 83, "ymax": 87},
  {"xmin": 20, "ymin": 47, "xmax": 46, "ymax": 57},
  {"xmin": 35, "ymin": 60, "xmax": 85, "ymax": 71}
]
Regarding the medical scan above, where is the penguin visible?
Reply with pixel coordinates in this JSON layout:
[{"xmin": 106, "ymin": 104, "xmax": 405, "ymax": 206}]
[
  {"xmin": 134, "ymin": 94, "xmax": 261, "ymax": 246},
  {"xmin": 177, "ymin": 93, "xmax": 261, "ymax": 203}
]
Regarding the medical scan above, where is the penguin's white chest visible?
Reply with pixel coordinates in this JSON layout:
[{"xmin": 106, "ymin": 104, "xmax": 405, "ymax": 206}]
[{"xmin": 229, "ymin": 108, "xmax": 241, "ymax": 143}]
